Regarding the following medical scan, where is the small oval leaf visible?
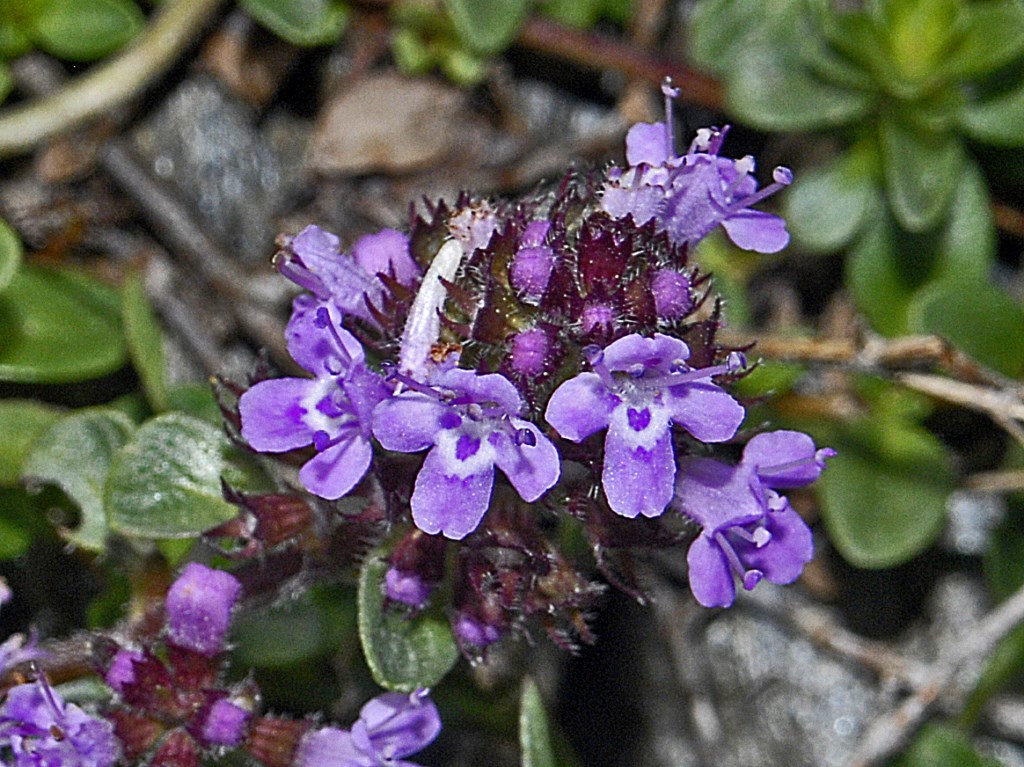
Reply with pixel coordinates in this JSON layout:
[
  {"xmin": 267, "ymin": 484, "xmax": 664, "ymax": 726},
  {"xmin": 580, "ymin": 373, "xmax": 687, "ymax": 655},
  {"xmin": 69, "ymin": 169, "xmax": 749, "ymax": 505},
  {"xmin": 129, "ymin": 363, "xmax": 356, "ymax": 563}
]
[
  {"xmin": 819, "ymin": 418, "xmax": 953, "ymax": 569},
  {"xmin": 239, "ymin": 0, "xmax": 347, "ymax": 47},
  {"xmin": 0, "ymin": 399, "xmax": 63, "ymax": 485},
  {"xmin": 444, "ymin": 0, "xmax": 529, "ymax": 55},
  {"xmin": 22, "ymin": 409, "xmax": 135, "ymax": 551},
  {"xmin": 105, "ymin": 413, "xmax": 266, "ymax": 538},
  {"xmin": 29, "ymin": 0, "xmax": 144, "ymax": 61},
  {"xmin": 0, "ymin": 266, "xmax": 126, "ymax": 383},
  {"xmin": 358, "ymin": 554, "xmax": 459, "ymax": 692}
]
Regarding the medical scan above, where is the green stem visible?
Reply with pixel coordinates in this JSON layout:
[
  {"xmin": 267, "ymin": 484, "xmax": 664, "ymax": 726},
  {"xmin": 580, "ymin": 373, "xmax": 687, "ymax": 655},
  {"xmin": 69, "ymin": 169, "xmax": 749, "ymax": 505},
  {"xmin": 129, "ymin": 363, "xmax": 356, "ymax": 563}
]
[{"xmin": 0, "ymin": 0, "xmax": 225, "ymax": 158}]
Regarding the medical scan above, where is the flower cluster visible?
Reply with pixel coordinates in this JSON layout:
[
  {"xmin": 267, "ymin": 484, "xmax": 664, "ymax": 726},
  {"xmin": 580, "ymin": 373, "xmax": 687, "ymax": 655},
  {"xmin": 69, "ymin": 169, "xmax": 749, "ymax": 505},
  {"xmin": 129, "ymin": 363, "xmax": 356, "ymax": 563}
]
[
  {"xmin": 234, "ymin": 80, "xmax": 829, "ymax": 649},
  {"xmin": 96, "ymin": 562, "xmax": 442, "ymax": 767}
]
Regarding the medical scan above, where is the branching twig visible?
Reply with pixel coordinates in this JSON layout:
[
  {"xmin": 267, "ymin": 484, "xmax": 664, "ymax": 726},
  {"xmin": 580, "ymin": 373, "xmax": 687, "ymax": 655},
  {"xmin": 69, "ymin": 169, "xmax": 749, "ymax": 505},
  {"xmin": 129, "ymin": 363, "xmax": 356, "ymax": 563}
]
[
  {"xmin": 846, "ymin": 579, "xmax": 1024, "ymax": 767},
  {"xmin": 0, "ymin": 0, "xmax": 225, "ymax": 157}
]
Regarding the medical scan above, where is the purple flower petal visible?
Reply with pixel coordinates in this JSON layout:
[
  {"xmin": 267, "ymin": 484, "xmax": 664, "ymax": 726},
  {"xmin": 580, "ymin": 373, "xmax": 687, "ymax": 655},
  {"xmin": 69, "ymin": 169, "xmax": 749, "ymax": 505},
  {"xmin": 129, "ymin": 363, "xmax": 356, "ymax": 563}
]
[
  {"xmin": 602, "ymin": 427, "xmax": 675, "ymax": 518},
  {"xmin": 686, "ymin": 533, "xmax": 736, "ymax": 608},
  {"xmin": 372, "ymin": 395, "xmax": 448, "ymax": 453},
  {"xmin": 602, "ymin": 332, "xmax": 688, "ymax": 370},
  {"xmin": 239, "ymin": 378, "xmax": 319, "ymax": 452},
  {"xmin": 743, "ymin": 430, "xmax": 825, "ymax": 488},
  {"xmin": 357, "ymin": 691, "xmax": 441, "ymax": 759},
  {"xmin": 411, "ymin": 449, "xmax": 494, "ymax": 540},
  {"xmin": 721, "ymin": 210, "xmax": 790, "ymax": 254},
  {"xmin": 165, "ymin": 563, "xmax": 241, "ymax": 656},
  {"xmin": 437, "ymin": 368, "xmax": 523, "ymax": 416},
  {"xmin": 735, "ymin": 503, "xmax": 813, "ymax": 585},
  {"xmin": 675, "ymin": 457, "xmax": 762, "ymax": 530},
  {"xmin": 544, "ymin": 372, "xmax": 615, "ymax": 441},
  {"xmin": 600, "ymin": 180, "xmax": 662, "ymax": 227},
  {"xmin": 351, "ymin": 228, "xmax": 421, "ymax": 287},
  {"xmin": 625, "ymin": 121, "xmax": 671, "ymax": 166},
  {"xmin": 286, "ymin": 296, "xmax": 363, "ymax": 375},
  {"xmin": 493, "ymin": 420, "xmax": 560, "ymax": 502},
  {"xmin": 295, "ymin": 727, "xmax": 367, "ymax": 767},
  {"xmin": 299, "ymin": 430, "xmax": 373, "ymax": 500},
  {"xmin": 665, "ymin": 381, "xmax": 745, "ymax": 442}
]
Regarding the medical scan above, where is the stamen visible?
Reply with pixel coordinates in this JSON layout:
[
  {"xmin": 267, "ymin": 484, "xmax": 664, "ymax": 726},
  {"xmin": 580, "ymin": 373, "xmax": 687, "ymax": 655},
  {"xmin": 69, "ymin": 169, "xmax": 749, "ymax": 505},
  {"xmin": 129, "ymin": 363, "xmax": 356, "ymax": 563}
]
[
  {"xmin": 722, "ymin": 156, "xmax": 756, "ymax": 198},
  {"xmin": 313, "ymin": 307, "xmax": 355, "ymax": 371},
  {"xmin": 274, "ymin": 255, "xmax": 330, "ymax": 299},
  {"xmin": 658, "ymin": 354, "xmax": 746, "ymax": 387},
  {"xmin": 730, "ymin": 524, "xmax": 772, "ymax": 548},
  {"xmin": 713, "ymin": 531, "xmax": 762, "ymax": 591},
  {"xmin": 724, "ymin": 165, "xmax": 793, "ymax": 214},
  {"xmin": 661, "ymin": 77, "xmax": 681, "ymax": 160},
  {"xmin": 582, "ymin": 345, "xmax": 617, "ymax": 390},
  {"xmin": 381, "ymin": 364, "xmax": 444, "ymax": 400}
]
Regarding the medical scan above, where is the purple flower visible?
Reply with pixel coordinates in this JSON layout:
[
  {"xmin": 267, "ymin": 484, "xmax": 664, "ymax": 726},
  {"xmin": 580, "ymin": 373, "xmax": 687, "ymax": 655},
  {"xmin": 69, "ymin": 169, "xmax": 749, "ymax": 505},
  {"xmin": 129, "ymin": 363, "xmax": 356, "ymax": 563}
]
[
  {"xmin": 0, "ymin": 678, "xmax": 120, "ymax": 767},
  {"xmin": 198, "ymin": 698, "xmax": 250, "ymax": 747},
  {"xmin": 674, "ymin": 430, "xmax": 834, "ymax": 608},
  {"xmin": 0, "ymin": 634, "xmax": 44, "ymax": 680},
  {"xmin": 509, "ymin": 221, "xmax": 554, "ymax": 301},
  {"xmin": 545, "ymin": 333, "xmax": 745, "ymax": 519},
  {"xmin": 240, "ymin": 296, "xmax": 388, "ymax": 500},
  {"xmin": 601, "ymin": 82, "xmax": 792, "ymax": 254},
  {"xmin": 165, "ymin": 562, "xmax": 241, "ymax": 656},
  {"xmin": 373, "ymin": 364, "xmax": 560, "ymax": 540},
  {"xmin": 295, "ymin": 689, "xmax": 440, "ymax": 767},
  {"xmin": 276, "ymin": 225, "xmax": 420, "ymax": 326},
  {"xmin": 104, "ymin": 649, "xmax": 142, "ymax": 694}
]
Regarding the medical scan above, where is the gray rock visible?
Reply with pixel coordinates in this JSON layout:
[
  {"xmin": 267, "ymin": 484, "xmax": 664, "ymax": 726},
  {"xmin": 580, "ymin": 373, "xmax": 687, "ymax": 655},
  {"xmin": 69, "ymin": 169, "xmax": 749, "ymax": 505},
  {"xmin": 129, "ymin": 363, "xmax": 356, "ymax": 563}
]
[{"xmin": 132, "ymin": 76, "xmax": 303, "ymax": 263}]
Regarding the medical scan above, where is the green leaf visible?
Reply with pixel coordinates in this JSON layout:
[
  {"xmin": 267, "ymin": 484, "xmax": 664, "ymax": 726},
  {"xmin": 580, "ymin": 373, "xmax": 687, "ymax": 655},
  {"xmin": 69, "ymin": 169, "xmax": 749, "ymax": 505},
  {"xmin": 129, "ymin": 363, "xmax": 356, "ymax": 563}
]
[
  {"xmin": 165, "ymin": 383, "xmax": 220, "ymax": 424},
  {"xmin": 726, "ymin": 39, "xmax": 873, "ymax": 131},
  {"xmin": 880, "ymin": 117, "xmax": 963, "ymax": 232},
  {"xmin": 0, "ymin": 266, "xmax": 127, "ymax": 384},
  {"xmin": 0, "ymin": 61, "xmax": 12, "ymax": 105},
  {"xmin": 22, "ymin": 409, "xmax": 134, "ymax": 551},
  {"xmin": 818, "ymin": 411, "xmax": 953, "ymax": 569},
  {"xmin": 443, "ymin": 0, "xmax": 529, "ymax": 55},
  {"xmin": 943, "ymin": 1, "xmax": 1024, "ymax": 80},
  {"xmin": 105, "ymin": 413, "xmax": 267, "ymax": 538},
  {"xmin": 933, "ymin": 158, "xmax": 995, "ymax": 282},
  {"xmin": 0, "ymin": 14, "xmax": 34, "ymax": 58},
  {"xmin": 785, "ymin": 146, "xmax": 875, "ymax": 253},
  {"xmin": 892, "ymin": 724, "xmax": 1000, "ymax": 767},
  {"xmin": 959, "ymin": 81, "xmax": 1024, "ymax": 147},
  {"xmin": 233, "ymin": 584, "xmax": 355, "ymax": 667},
  {"xmin": 520, "ymin": 677, "xmax": 556, "ymax": 767},
  {"xmin": 121, "ymin": 271, "xmax": 168, "ymax": 411},
  {"xmin": 29, "ymin": 0, "xmax": 144, "ymax": 61},
  {"xmin": 0, "ymin": 487, "xmax": 55, "ymax": 559},
  {"xmin": 910, "ymin": 278, "xmax": 1024, "ymax": 378},
  {"xmin": 0, "ymin": 217, "xmax": 22, "ymax": 295},
  {"xmin": 239, "ymin": 0, "xmax": 347, "ymax": 47},
  {"xmin": 540, "ymin": 0, "xmax": 602, "ymax": 28},
  {"xmin": 878, "ymin": 0, "xmax": 960, "ymax": 85},
  {"xmin": 0, "ymin": 400, "xmax": 62, "ymax": 485},
  {"xmin": 357, "ymin": 554, "xmax": 458, "ymax": 692},
  {"xmin": 688, "ymin": 0, "xmax": 804, "ymax": 76},
  {"xmin": 846, "ymin": 199, "xmax": 918, "ymax": 335}
]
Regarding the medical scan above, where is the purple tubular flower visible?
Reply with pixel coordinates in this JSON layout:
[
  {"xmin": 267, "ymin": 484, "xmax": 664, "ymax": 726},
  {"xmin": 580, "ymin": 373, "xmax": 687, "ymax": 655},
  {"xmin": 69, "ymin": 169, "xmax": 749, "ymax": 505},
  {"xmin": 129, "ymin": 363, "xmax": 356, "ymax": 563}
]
[
  {"xmin": 104, "ymin": 648, "xmax": 142, "ymax": 694},
  {"xmin": 601, "ymin": 83, "xmax": 792, "ymax": 253},
  {"xmin": 0, "ymin": 678, "xmax": 120, "ymax": 767},
  {"xmin": 452, "ymin": 613, "xmax": 502, "ymax": 648},
  {"xmin": 198, "ymin": 698, "xmax": 250, "ymax": 747},
  {"xmin": 675, "ymin": 430, "xmax": 835, "ymax": 608},
  {"xmin": 385, "ymin": 569, "xmax": 433, "ymax": 610},
  {"xmin": 295, "ymin": 689, "xmax": 440, "ymax": 767},
  {"xmin": 545, "ymin": 333, "xmax": 745, "ymax": 519},
  {"xmin": 373, "ymin": 366, "xmax": 560, "ymax": 540},
  {"xmin": 240, "ymin": 296, "xmax": 388, "ymax": 500},
  {"xmin": 165, "ymin": 562, "xmax": 241, "ymax": 656},
  {"xmin": 278, "ymin": 225, "xmax": 420, "ymax": 326}
]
